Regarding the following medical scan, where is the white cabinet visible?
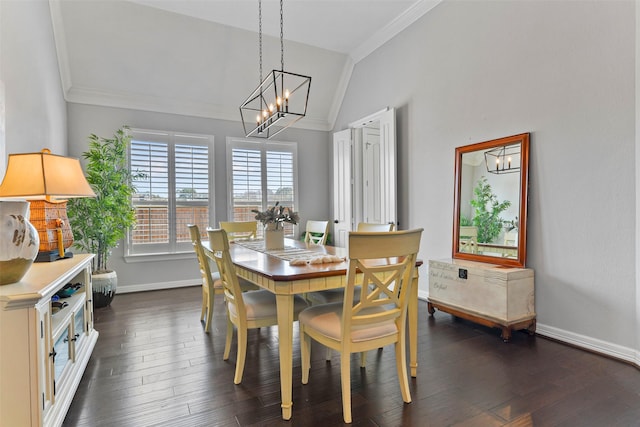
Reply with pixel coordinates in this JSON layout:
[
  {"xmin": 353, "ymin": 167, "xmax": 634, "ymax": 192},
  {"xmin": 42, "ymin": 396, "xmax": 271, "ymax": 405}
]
[
  {"xmin": 0, "ymin": 254, "xmax": 98, "ymax": 427},
  {"xmin": 427, "ymin": 258, "xmax": 535, "ymax": 342}
]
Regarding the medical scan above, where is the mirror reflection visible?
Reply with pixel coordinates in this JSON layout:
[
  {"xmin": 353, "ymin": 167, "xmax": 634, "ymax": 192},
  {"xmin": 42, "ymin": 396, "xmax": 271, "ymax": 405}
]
[{"xmin": 453, "ymin": 133, "xmax": 529, "ymax": 268}]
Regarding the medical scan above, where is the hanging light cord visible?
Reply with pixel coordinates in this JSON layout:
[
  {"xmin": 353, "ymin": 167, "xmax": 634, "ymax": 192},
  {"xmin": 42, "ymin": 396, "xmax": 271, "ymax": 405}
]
[
  {"xmin": 258, "ymin": 0, "xmax": 263, "ymax": 84},
  {"xmin": 280, "ymin": 0, "xmax": 284, "ymax": 71}
]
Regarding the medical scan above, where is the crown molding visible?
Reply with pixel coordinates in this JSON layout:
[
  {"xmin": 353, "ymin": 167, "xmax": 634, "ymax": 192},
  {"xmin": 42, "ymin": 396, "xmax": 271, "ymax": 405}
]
[
  {"xmin": 49, "ymin": 0, "xmax": 72, "ymax": 95},
  {"xmin": 326, "ymin": 57, "xmax": 355, "ymax": 131},
  {"xmin": 65, "ymin": 85, "xmax": 332, "ymax": 132},
  {"xmin": 350, "ymin": 0, "xmax": 443, "ymax": 64}
]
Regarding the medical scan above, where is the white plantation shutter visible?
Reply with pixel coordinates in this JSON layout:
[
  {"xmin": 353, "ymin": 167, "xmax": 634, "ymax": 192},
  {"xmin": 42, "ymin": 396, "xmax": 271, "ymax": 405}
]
[
  {"xmin": 175, "ymin": 141, "xmax": 210, "ymax": 243},
  {"xmin": 227, "ymin": 138, "xmax": 298, "ymax": 237},
  {"xmin": 231, "ymin": 147, "xmax": 262, "ymax": 222},
  {"xmin": 130, "ymin": 139, "xmax": 169, "ymax": 245},
  {"xmin": 128, "ymin": 130, "xmax": 213, "ymax": 255}
]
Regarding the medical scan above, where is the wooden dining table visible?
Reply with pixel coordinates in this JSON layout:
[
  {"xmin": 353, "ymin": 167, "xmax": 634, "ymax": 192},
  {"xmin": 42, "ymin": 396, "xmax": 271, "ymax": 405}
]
[{"xmin": 201, "ymin": 237, "xmax": 422, "ymax": 421}]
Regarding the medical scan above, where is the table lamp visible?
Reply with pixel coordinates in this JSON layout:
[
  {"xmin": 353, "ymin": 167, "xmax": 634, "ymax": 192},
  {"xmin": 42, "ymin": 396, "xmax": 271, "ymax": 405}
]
[{"xmin": 0, "ymin": 148, "xmax": 95, "ymax": 262}]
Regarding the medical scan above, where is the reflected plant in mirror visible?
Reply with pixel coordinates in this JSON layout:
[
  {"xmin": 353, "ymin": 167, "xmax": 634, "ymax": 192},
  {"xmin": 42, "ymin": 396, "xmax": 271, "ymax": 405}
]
[
  {"xmin": 453, "ymin": 133, "xmax": 530, "ymax": 268},
  {"xmin": 468, "ymin": 176, "xmax": 511, "ymax": 244}
]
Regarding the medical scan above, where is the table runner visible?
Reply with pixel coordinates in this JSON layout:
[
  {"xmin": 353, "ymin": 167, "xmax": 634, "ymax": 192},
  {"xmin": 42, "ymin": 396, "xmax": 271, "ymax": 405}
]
[{"xmin": 234, "ymin": 239, "xmax": 344, "ymax": 264}]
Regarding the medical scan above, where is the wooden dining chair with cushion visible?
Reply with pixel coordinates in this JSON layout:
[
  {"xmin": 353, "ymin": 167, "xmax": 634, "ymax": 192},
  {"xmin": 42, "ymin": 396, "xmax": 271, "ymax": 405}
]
[
  {"xmin": 207, "ymin": 228, "xmax": 308, "ymax": 384},
  {"xmin": 219, "ymin": 221, "xmax": 257, "ymax": 241},
  {"xmin": 304, "ymin": 220, "xmax": 329, "ymax": 245},
  {"xmin": 356, "ymin": 222, "xmax": 395, "ymax": 232},
  {"xmin": 188, "ymin": 224, "xmax": 224, "ymax": 333},
  {"xmin": 299, "ymin": 229, "xmax": 423, "ymax": 424}
]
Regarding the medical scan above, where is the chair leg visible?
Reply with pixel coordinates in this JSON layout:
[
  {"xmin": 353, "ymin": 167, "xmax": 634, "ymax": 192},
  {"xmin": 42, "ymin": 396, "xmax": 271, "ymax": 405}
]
[
  {"xmin": 223, "ymin": 316, "xmax": 233, "ymax": 361},
  {"xmin": 360, "ymin": 351, "xmax": 367, "ymax": 368},
  {"xmin": 395, "ymin": 336, "xmax": 411, "ymax": 404},
  {"xmin": 200, "ymin": 287, "xmax": 207, "ymax": 322},
  {"xmin": 234, "ymin": 326, "xmax": 248, "ymax": 384},
  {"xmin": 204, "ymin": 288, "xmax": 215, "ymax": 333},
  {"xmin": 340, "ymin": 351, "xmax": 352, "ymax": 424},
  {"xmin": 325, "ymin": 346, "xmax": 332, "ymax": 361},
  {"xmin": 301, "ymin": 326, "xmax": 311, "ymax": 384}
]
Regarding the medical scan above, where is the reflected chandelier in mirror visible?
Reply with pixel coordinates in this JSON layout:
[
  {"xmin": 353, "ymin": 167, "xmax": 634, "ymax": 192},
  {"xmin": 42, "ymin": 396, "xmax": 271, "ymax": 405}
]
[{"xmin": 452, "ymin": 133, "xmax": 530, "ymax": 268}]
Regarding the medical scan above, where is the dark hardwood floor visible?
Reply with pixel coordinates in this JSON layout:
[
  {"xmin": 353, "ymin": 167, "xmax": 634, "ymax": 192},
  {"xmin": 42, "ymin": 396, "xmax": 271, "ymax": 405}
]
[{"xmin": 63, "ymin": 286, "xmax": 640, "ymax": 427}]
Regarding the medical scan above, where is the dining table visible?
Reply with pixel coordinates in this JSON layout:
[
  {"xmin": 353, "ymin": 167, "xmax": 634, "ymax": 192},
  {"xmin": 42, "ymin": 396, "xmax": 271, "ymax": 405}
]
[{"xmin": 201, "ymin": 237, "xmax": 422, "ymax": 421}]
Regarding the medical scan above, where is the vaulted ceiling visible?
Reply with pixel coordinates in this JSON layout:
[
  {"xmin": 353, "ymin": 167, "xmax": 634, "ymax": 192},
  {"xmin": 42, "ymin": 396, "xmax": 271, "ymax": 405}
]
[{"xmin": 50, "ymin": 0, "xmax": 441, "ymax": 131}]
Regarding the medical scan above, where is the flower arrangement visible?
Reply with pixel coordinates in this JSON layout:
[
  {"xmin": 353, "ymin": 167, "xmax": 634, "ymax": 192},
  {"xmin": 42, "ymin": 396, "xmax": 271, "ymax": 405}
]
[{"xmin": 252, "ymin": 202, "xmax": 299, "ymax": 230}]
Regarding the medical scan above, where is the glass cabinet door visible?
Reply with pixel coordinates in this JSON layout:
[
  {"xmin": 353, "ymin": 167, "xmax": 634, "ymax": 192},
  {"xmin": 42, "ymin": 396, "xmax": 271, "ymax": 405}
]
[
  {"xmin": 53, "ymin": 326, "xmax": 72, "ymax": 386},
  {"xmin": 72, "ymin": 308, "xmax": 86, "ymax": 357}
]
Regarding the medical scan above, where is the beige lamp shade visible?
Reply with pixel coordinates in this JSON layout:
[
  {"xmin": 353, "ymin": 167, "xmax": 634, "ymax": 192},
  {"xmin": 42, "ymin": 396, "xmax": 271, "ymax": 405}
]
[{"xmin": 0, "ymin": 148, "xmax": 95, "ymax": 200}]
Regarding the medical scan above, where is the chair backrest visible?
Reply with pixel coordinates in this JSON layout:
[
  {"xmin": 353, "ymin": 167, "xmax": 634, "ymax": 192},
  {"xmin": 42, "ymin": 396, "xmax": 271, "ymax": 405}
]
[
  {"xmin": 342, "ymin": 229, "xmax": 423, "ymax": 339},
  {"xmin": 304, "ymin": 220, "xmax": 329, "ymax": 245},
  {"xmin": 459, "ymin": 225, "xmax": 478, "ymax": 254},
  {"xmin": 356, "ymin": 222, "xmax": 395, "ymax": 232},
  {"xmin": 504, "ymin": 230, "xmax": 518, "ymax": 246},
  {"xmin": 207, "ymin": 228, "xmax": 248, "ymax": 322},
  {"xmin": 219, "ymin": 221, "xmax": 257, "ymax": 241},
  {"xmin": 187, "ymin": 224, "xmax": 217, "ymax": 288}
]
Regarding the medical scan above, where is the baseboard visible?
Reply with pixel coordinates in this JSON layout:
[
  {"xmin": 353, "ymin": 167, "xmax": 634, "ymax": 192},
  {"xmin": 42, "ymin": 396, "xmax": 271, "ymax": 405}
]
[
  {"xmin": 116, "ymin": 279, "xmax": 200, "ymax": 294},
  {"xmin": 418, "ymin": 293, "xmax": 639, "ymax": 368},
  {"xmin": 535, "ymin": 323, "xmax": 639, "ymax": 368}
]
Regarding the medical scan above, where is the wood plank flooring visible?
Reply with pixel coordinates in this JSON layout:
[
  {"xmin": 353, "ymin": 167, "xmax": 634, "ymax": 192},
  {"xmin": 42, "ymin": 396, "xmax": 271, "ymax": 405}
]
[{"xmin": 63, "ymin": 286, "xmax": 640, "ymax": 426}]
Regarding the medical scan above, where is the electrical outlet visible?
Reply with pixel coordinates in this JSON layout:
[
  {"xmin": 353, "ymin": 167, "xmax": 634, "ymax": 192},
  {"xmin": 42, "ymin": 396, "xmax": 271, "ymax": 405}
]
[{"xmin": 458, "ymin": 268, "xmax": 468, "ymax": 279}]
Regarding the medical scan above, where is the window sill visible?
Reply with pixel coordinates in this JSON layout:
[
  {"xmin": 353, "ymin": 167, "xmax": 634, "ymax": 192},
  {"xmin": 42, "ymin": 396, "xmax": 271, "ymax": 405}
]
[{"xmin": 124, "ymin": 251, "xmax": 195, "ymax": 263}]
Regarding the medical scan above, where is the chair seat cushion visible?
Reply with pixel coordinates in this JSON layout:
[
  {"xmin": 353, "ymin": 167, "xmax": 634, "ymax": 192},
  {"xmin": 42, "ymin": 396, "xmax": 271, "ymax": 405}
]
[
  {"xmin": 228, "ymin": 290, "xmax": 308, "ymax": 321},
  {"xmin": 299, "ymin": 302, "xmax": 397, "ymax": 343}
]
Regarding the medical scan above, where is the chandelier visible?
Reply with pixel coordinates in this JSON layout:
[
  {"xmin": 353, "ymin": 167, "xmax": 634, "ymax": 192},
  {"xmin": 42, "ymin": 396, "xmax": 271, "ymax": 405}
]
[
  {"xmin": 484, "ymin": 143, "xmax": 521, "ymax": 174},
  {"xmin": 239, "ymin": 0, "xmax": 311, "ymax": 139}
]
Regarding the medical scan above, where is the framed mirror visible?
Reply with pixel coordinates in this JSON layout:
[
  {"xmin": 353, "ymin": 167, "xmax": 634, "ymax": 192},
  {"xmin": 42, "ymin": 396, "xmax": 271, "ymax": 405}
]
[{"xmin": 452, "ymin": 133, "xmax": 530, "ymax": 268}]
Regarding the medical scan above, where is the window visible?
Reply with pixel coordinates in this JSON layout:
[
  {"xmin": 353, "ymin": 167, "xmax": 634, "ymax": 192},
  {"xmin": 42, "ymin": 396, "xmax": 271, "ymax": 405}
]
[
  {"xmin": 227, "ymin": 138, "xmax": 298, "ymax": 237},
  {"xmin": 127, "ymin": 129, "xmax": 213, "ymax": 256}
]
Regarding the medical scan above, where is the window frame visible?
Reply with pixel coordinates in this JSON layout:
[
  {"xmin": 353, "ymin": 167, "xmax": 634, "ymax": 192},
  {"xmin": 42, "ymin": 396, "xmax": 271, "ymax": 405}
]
[
  {"xmin": 226, "ymin": 137, "xmax": 299, "ymax": 237},
  {"xmin": 125, "ymin": 128, "xmax": 215, "ymax": 259}
]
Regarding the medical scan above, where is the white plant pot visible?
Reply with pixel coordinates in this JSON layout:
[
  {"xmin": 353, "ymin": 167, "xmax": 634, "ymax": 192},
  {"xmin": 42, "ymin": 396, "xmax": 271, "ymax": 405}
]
[
  {"xmin": 92, "ymin": 270, "xmax": 117, "ymax": 308},
  {"xmin": 264, "ymin": 224, "xmax": 284, "ymax": 250},
  {"xmin": 0, "ymin": 201, "xmax": 39, "ymax": 285}
]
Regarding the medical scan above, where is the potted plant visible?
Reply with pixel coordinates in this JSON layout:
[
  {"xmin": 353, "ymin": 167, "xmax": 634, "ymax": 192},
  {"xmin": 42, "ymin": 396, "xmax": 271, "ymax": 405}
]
[
  {"xmin": 252, "ymin": 202, "xmax": 299, "ymax": 249},
  {"xmin": 67, "ymin": 126, "xmax": 140, "ymax": 307}
]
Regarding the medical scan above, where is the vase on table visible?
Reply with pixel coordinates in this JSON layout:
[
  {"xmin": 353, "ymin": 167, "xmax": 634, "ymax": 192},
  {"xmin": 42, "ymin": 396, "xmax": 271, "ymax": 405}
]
[
  {"xmin": 264, "ymin": 223, "xmax": 284, "ymax": 250},
  {"xmin": 0, "ymin": 201, "xmax": 40, "ymax": 285}
]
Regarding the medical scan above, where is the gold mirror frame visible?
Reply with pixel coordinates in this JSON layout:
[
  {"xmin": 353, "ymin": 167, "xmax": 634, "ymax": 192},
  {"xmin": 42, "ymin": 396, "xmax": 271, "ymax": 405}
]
[{"xmin": 452, "ymin": 133, "xmax": 530, "ymax": 268}]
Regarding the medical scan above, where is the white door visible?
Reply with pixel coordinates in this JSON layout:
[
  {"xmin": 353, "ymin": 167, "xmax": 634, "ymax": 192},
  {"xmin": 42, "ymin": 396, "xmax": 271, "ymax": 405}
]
[
  {"xmin": 332, "ymin": 129, "xmax": 352, "ymax": 248},
  {"xmin": 378, "ymin": 108, "xmax": 397, "ymax": 227},
  {"xmin": 362, "ymin": 126, "xmax": 381, "ymax": 223}
]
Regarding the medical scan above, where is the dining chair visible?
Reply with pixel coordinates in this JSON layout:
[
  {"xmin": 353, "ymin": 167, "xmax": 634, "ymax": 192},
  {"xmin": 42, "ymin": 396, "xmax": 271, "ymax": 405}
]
[
  {"xmin": 306, "ymin": 222, "xmax": 395, "ymax": 306},
  {"xmin": 219, "ymin": 221, "xmax": 258, "ymax": 241},
  {"xmin": 207, "ymin": 228, "xmax": 308, "ymax": 384},
  {"xmin": 188, "ymin": 224, "xmax": 223, "ymax": 333},
  {"xmin": 356, "ymin": 222, "xmax": 395, "ymax": 232},
  {"xmin": 304, "ymin": 220, "xmax": 329, "ymax": 245},
  {"xmin": 299, "ymin": 229, "xmax": 423, "ymax": 424},
  {"xmin": 459, "ymin": 225, "xmax": 478, "ymax": 254}
]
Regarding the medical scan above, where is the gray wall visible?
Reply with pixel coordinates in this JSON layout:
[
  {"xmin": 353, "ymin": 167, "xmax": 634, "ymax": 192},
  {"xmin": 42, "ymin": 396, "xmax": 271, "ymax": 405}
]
[
  {"xmin": 67, "ymin": 103, "xmax": 331, "ymax": 289},
  {"xmin": 0, "ymin": 0, "xmax": 67, "ymax": 179},
  {"xmin": 334, "ymin": 0, "xmax": 637, "ymax": 354}
]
